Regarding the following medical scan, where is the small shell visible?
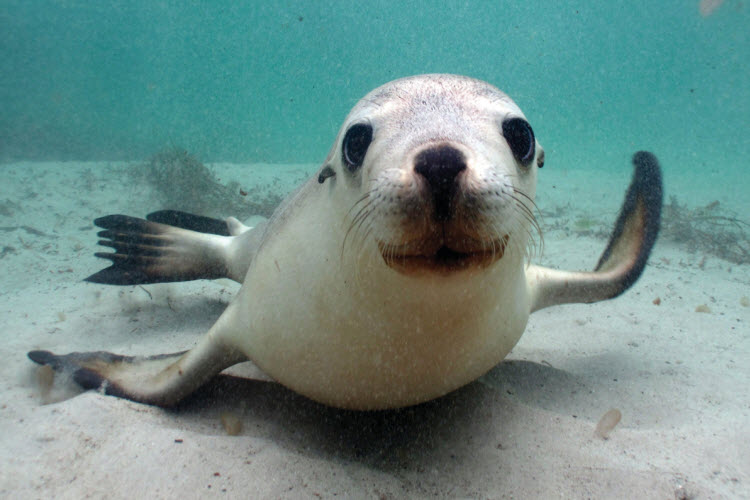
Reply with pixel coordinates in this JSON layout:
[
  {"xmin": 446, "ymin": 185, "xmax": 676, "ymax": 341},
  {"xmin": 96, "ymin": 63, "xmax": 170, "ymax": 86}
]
[
  {"xmin": 594, "ymin": 408, "xmax": 622, "ymax": 439},
  {"xmin": 220, "ymin": 412, "xmax": 243, "ymax": 436}
]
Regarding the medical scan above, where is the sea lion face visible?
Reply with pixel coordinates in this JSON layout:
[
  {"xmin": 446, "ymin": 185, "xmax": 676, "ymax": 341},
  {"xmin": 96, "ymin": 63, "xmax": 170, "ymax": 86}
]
[{"xmin": 327, "ymin": 74, "xmax": 543, "ymax": 276}]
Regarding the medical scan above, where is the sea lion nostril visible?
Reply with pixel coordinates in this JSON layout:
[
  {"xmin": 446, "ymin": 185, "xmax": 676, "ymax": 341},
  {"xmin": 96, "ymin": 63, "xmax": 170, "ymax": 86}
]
[{"xmin": 414, "ymin": 145, "xmax": 467, "ymax": 221}]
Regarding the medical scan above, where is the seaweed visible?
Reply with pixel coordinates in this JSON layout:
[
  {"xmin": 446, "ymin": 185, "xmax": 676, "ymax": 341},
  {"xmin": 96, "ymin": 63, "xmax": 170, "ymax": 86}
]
[
  {"xmin": 541, "ymin": 196, "xmax": 749, "ymax": 265},
  {"xmin": 661, "ymin": 196, "xmax": 749, "ymax": 264},
  {"xmin": 136, "ymin": 148, "xmax": 283, "ymax": 219}
]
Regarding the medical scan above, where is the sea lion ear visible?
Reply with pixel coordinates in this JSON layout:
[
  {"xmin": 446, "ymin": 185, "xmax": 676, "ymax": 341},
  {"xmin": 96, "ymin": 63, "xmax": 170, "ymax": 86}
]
[{"xmin": 318, "ymin": 165, "xmax": 336, "ymax": 184}]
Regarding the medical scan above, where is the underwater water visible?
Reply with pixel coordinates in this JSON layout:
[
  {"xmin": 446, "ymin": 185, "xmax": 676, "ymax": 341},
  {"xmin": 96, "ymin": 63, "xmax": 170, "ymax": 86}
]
[
  {"xmin": 2, "ymin": 1, "xmax": 747, "ymax": 168},
  {"xmin": 1, "ymin": 1, "xmax": 748, "ymax": 498}
]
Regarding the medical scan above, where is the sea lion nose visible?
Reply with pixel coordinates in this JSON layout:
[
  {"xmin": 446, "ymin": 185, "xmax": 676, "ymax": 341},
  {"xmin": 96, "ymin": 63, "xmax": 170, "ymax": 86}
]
[{"xmin": 414, "ymin": 145, "xmax": 467, "ymax": 221}]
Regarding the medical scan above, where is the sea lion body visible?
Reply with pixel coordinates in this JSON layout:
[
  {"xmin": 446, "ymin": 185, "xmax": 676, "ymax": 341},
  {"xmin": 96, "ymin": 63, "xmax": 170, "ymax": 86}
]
[
  {"xmin": 233, "ymin": 199, "xmax": 529, "ymax": 407},
  {"xmin": 28, "ymin": 74, "xmax": 662, "ymax": 411}
]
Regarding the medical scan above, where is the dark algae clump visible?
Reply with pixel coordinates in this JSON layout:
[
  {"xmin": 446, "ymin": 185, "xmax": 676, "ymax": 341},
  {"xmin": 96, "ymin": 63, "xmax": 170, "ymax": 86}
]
[{"xmin": 139, "ymin": 148, "xmax": 283, "ymax": 219}]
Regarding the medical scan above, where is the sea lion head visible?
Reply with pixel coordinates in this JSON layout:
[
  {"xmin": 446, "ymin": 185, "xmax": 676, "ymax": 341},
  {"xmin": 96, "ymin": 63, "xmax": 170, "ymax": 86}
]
[{"xmin": 321, "ymin": 74, "xmax": 544, "ymax": 276}]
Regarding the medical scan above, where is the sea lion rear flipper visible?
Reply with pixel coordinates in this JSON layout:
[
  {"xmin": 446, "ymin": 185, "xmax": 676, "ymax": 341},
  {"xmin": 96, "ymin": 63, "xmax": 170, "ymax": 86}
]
[
  {"xmin": 527, "ymin": 151, "xmax": 663, "ymax": 312},
  {"xmin": 85, "ymin": 212, "xmax": 236, "ymax": 285},
  {"xmin": 28, "ymin": 332, "xmax": 247, "ymax": 406}
]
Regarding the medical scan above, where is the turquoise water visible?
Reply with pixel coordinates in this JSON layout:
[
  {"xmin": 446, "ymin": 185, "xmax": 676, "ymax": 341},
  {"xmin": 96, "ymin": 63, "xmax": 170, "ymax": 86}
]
[
  {"xmin": 2, "ymin": 3, "xmax": 750, "ymax": 496},
  {"xmin": 2, "ymin": 0, "xmax": 748, "ymax": 173}
]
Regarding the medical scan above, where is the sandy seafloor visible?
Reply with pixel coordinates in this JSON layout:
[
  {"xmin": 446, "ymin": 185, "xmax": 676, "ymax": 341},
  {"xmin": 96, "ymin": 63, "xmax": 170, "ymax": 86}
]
[{"xmin": 0, "ymin": 159, "xmax": 748, "ymax": 499}]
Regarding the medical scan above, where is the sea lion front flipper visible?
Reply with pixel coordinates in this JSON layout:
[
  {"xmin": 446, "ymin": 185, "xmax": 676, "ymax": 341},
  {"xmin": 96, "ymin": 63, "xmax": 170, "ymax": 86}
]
[
  {"xmin": 85, "ymin": 212, "xmax": 235, "ymax": 285},
  {"xmin": 84, "ymin": 208, "xmax": 266, "ymax": 285},
  {"xmin": 527, "ymin": 151, "xmax": 663, "ymax": 312},
  {"xmin": 28, "ymin": 325, "xmax": 247, "ymax": 407},
  {"xmin": 145, "ymin": 210, "xmax": 233, "ymax": 236}
]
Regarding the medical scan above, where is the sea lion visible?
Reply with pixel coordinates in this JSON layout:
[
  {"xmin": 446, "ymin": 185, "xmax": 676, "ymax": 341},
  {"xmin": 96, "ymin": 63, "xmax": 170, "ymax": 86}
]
[{"xmin": 28, "ymin": 74, "xmax": 662, "ymax": 410}]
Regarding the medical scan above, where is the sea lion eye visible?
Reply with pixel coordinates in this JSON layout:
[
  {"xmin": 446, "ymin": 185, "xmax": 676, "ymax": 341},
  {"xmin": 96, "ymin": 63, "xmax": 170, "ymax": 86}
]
[
  {"xmin": 502, "ymin": 117, "xmax": 535, "ymax": 166},
  {"xmin": 342, "ymin": 123, "xmax": 373, "ymax": 172}
]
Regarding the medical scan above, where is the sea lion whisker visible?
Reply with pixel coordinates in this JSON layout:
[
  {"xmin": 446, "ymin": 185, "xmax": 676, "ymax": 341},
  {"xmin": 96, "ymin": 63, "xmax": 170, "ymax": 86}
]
[
  {"xmin": 346, "ymin": 188, "xmax": 378, "ymax": 218},
  {"xmin": 343, "ymin": 198, "xmax": 379, "ymax": 257}
]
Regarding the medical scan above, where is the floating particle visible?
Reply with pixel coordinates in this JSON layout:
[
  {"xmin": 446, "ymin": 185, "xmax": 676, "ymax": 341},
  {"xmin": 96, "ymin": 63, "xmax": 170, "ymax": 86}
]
[
  {"xmin": 674, "ymin": 484, "xmax": 690, "ymax": 500},
  {"xmin": 740, "ymin": 296, "xmax": 749, "ymax": 307},
  {"xmin": 695, "ymin": 304, "xmax": 711, "ymax": 313},
  {"xmin": 653, "ymin": 297, "xmax": 661, "ymax": 305},
  {"xmin": 36, "ymin": 364, "xmax": 55, "ymax": 398},
  {"xmin": 699, "ymin": 0, "xmax": 724, "ymax": 18},
  {"xmin": 594, "ymin": 408, "xmax": 622, "ymax": 439}
]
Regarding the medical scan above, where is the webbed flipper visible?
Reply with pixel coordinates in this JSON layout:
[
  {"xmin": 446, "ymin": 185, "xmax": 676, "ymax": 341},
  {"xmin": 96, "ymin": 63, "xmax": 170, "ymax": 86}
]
[
  {"xmin": 28, "ymin": 332, "xmax": 247, "ymax": 407},
  {"xmin": 527, "ymin": 151, "xmax": 662, "ymax": 312},
  {"xmin": 85, "ymin": 211, "xmax": 234, "ymax": 285}
]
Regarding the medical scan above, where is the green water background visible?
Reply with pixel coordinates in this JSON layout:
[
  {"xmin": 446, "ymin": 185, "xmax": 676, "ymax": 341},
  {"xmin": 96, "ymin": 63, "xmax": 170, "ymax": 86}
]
[{"xmin": 1, "ymin": 0, "xmax": 747, "ymax": 182}]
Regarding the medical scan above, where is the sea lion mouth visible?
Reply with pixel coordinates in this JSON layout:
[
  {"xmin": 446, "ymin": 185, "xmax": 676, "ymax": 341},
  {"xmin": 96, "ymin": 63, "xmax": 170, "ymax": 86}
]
[{"xmin": 380, "ymin": 235, "xmax": 509, "ymax": 275}]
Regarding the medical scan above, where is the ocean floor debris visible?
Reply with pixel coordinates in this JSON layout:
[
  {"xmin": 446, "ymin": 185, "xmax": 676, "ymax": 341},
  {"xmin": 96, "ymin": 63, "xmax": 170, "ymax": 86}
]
[
  {"xmin": 134, "ymin": 148, "xmax": 283, "ymax": 219},
  {"xmin": 594, "ymin": 408, "xmax": 622, "ymax": 439},
  {"xmin": 661, "ymin": 196, "xmax": 749, "ymax": 265},
  {"xmin": 542, "ymin": 196, "xmax": 749, "ymax": 265}
]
